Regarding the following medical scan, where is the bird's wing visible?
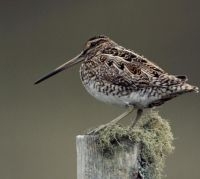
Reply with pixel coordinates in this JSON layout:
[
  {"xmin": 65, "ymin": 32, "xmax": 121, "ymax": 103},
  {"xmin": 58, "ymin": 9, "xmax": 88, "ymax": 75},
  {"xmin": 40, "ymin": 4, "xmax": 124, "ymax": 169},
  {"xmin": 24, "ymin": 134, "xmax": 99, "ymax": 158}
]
[
  {"xmin": 94, "ymin": 52, "xmax": 183, "ymax": 89},
  {"xmin": 89, "ymin": 54, "xmax": 136, "ymax": 90}
]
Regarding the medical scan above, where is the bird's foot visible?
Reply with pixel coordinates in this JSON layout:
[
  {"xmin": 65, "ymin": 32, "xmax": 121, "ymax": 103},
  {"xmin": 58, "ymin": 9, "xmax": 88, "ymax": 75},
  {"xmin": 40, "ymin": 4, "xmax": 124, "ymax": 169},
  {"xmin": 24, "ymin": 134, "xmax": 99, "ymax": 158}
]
[
  {"xmin": 87, "ymin": 108, "xmax": 134, "ymax": 135},
  {"xmin": 87, "ymin": 122, "xmax": 114, "ymax": 135},
  {"xmin": 87, "ymin": 120, "xmax": 117, "ymax": 135},
  {"xmin": 129, "ymin": 109, "xmax": 143, "ymax": 129}
]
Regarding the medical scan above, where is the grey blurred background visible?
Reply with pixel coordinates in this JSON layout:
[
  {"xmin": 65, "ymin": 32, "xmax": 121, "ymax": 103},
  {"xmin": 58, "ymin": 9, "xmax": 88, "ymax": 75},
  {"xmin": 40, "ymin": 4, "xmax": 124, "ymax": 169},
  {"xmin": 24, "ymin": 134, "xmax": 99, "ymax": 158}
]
[{"xmin": 0, "ymin": 0, "xmax": 200, "ymax": 178}]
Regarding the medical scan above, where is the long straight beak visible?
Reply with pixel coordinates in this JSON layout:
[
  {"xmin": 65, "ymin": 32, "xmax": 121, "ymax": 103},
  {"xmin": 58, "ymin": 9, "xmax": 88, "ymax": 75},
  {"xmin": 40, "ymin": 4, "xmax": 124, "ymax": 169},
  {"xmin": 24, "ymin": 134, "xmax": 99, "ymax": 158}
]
[{"xmin": 34, "ymin": 53, "xmax": 84, "ymax": 84}]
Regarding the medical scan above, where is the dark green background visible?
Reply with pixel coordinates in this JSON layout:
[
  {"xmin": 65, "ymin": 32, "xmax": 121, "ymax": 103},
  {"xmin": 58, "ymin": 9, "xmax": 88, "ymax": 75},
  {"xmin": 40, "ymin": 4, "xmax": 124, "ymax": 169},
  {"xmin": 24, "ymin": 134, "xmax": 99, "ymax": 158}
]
[{"xmin": 1, "ymin": 0, "xmax": 200, "ymax": 178}]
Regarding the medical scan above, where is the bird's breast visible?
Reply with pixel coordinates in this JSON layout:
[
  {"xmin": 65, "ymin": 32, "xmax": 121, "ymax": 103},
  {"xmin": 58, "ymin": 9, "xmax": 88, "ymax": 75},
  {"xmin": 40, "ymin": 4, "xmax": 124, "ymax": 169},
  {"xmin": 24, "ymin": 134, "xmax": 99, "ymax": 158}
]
[{"xmin": 80, "ymin": 73, "xmax": 156, "ymax": 108}]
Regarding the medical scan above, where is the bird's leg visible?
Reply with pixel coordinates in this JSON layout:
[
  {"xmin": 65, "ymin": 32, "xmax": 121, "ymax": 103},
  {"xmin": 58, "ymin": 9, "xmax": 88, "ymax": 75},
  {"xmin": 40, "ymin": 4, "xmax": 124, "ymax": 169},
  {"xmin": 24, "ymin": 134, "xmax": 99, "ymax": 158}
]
[
  {"xmin": 88, "ymin": 107, "xmax": 134, "ymax": 135},
  {"xmin": 107, "ymin": 107, "xmax": 134, "ymax": 125},
  {"xmin": 130, "ymin": 109, "xmax": 143, "ymax": 128}
]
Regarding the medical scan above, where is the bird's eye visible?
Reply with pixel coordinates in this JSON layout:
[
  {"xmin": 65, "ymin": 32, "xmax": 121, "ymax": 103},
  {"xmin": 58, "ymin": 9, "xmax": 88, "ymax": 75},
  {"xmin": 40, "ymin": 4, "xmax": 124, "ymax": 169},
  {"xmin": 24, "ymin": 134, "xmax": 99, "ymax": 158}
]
[
  {"xmin": 86, "ymin": 39, "xmax": 104, "ymax": 49},
  {"xmin": 90, "ymin": 42, "xmax": 96, "ymax": 47},
  {"xmin": 86, "ymin": 41, "xmax": 96, "ymax": 49}
]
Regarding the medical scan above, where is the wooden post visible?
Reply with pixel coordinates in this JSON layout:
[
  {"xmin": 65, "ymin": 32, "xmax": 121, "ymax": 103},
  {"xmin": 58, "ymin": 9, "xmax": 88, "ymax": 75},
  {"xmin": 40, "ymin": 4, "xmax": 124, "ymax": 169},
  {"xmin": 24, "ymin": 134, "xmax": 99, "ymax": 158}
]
[
  {"xmin": 76, "ymin": 112, "xmax": 174, "ymax": 179},
  {"xmin": 76, "ymin": 135, "xmax": 141, "ymax": 179}
]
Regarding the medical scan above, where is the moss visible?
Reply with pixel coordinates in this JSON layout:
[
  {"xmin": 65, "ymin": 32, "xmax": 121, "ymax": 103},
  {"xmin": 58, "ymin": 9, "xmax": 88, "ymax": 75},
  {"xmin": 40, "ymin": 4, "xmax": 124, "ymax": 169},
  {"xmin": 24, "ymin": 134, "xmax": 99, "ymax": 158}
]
[{"xmin": 95, "ymin": 110, "xmax": 174, "ymax": 179}]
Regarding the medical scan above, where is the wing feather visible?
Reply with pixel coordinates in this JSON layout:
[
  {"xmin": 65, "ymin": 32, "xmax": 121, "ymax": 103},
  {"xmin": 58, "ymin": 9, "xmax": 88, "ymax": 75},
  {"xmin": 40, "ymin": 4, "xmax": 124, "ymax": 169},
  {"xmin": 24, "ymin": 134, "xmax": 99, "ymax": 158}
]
[{"xmin": 95, "ymin": 53, "xmax": 184, "ymax": 89}]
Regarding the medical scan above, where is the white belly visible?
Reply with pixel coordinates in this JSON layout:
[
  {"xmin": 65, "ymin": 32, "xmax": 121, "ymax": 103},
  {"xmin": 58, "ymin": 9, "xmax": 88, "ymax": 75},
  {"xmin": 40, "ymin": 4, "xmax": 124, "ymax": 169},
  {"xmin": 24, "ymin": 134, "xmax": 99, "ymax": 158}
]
[{"xmin": 82, "ymin": 81, "xmax": 157, "ymax": 108}]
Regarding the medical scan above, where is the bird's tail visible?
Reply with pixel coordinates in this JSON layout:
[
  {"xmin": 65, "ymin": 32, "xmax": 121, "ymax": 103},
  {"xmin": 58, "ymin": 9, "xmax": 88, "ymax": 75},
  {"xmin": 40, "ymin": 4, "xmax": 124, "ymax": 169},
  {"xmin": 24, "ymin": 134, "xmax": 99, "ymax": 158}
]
[
  {"xmin": 173, "ymin": 74, "xmax": 198, "ymax": 93},
  {"xmin": 181, "ymin": 83, "xmax": 199, "ymax": 93}
]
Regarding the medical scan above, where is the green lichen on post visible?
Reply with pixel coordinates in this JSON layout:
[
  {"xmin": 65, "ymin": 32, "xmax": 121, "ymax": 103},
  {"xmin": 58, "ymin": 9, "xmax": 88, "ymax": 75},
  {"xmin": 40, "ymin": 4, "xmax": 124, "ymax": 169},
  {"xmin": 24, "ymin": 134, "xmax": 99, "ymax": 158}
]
[{"xmin": 96, "ymin": 111, "xmax": 174, "ymax": 179}]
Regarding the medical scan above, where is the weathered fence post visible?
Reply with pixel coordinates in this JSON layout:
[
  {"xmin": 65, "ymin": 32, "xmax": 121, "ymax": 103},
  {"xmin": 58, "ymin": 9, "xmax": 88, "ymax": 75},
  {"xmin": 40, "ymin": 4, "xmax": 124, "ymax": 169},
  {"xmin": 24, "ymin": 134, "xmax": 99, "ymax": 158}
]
[
  {"xmin": 77, "ymin": 135, "xmax": 141, "ymax": 179},
  {"xmin": 76, "ymin": 111, "xmax": 174, "ymax": 179}
]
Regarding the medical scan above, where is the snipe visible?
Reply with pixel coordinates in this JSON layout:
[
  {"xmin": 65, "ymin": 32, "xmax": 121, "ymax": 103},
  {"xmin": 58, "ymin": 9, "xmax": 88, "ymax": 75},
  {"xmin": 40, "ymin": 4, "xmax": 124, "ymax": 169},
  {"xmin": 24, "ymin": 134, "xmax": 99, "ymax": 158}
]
[{"xmin": 35, "ymin": 35, "xmax": 198, "ymax": 133}]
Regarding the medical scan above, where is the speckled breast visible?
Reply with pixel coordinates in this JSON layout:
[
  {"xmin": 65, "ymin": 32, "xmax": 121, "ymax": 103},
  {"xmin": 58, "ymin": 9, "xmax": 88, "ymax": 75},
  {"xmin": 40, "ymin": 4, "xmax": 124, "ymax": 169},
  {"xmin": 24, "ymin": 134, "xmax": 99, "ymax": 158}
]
[
  {"xmin": 79, "ymin": 63, "xmax": 158, "ymax": 108},
  {"xmin": 79, "ymin": 64, "xmax": 127, "ymax": 107}
]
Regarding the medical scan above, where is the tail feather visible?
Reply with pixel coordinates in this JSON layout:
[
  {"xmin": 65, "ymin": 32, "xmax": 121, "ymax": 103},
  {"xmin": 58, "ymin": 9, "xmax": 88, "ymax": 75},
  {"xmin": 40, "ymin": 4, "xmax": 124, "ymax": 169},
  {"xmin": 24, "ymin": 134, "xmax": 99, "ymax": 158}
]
[
  {"xmin": 192, "ymin": 86, "xmax": 199, "ymax": 93},
  {"xmin": 175, "ymin": 75, "xmax": 188, "ymax": 82},
  {"xmin": 183, "ymin": 83, "xmax": 199, "ymax": 93},
  {"xmin": 173, "ymin": 75, "xmax": 198, "ymax": 93}
]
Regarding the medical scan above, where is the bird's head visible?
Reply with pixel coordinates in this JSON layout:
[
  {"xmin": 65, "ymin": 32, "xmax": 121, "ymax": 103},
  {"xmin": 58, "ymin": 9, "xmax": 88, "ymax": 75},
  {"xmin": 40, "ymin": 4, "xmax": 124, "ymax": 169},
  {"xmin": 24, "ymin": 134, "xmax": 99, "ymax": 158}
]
[
  {"xmin": 84, "ymin": 35, "xmax": 110, "ymax": 51},
  {"xmin": 34, "ymin": 35, "xmax": 110, "ymax": 85}
]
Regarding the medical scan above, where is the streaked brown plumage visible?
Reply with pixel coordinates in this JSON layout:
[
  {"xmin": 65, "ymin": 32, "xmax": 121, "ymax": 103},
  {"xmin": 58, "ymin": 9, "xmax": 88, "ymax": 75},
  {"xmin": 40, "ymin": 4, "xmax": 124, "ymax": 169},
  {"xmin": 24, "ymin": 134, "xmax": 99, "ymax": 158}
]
[{"xmin": 35, "ymin": 35, "xmax": 198, "ymax": 133}]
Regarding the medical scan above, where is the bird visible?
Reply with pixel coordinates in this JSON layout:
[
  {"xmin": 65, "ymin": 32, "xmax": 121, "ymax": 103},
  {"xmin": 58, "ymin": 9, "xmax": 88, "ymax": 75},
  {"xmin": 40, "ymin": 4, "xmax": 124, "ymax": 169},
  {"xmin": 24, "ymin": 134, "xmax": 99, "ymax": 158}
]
[{"xmin": 35, "ymin": 35, "xmax": 198, "ymax": 133}]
